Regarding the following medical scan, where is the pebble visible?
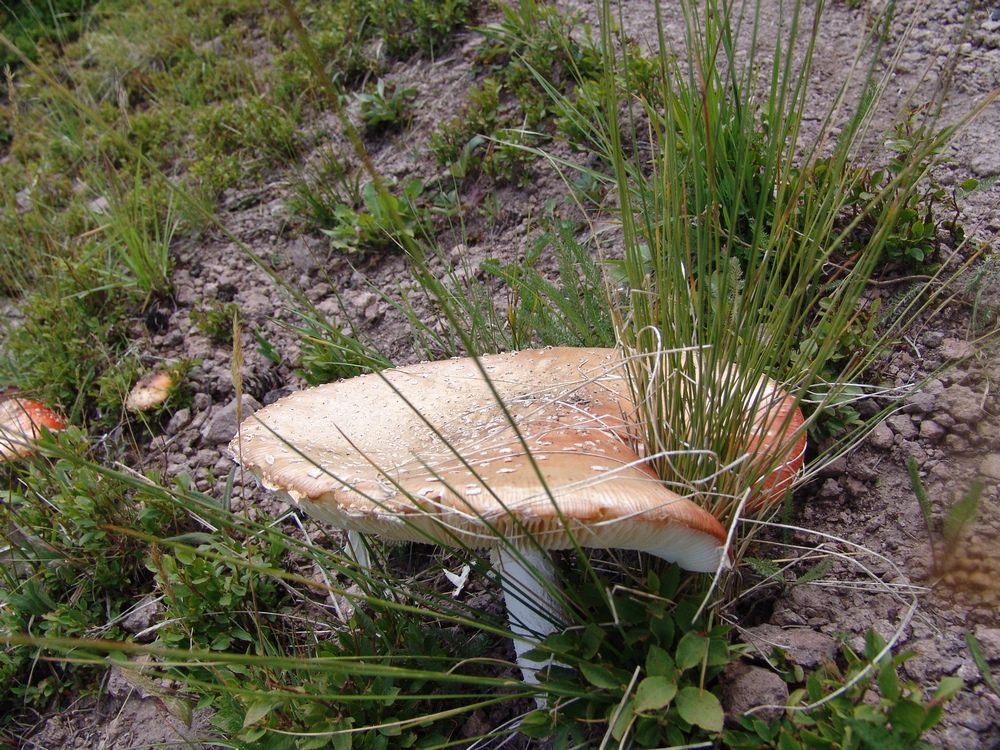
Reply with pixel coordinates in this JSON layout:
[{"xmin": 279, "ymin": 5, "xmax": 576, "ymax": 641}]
[
  {"xmin": 980, "ymin": 455, "xmax": 1000, "ymax": 480},
  {"xmin": 939, "ymin": 338, "xmax": 978, "ymax": 360},
  {"xmin": 746, "ymin": 624, "xmax": 838, "ymax": 669},
  {"xmin": 721, "ymin": 662, "xmax": 789, "ymax": 724},
  {"xmin": 200, "ymin": 395, "xmax": 262, "ymax": 445},
  {"xmin": 887, "ymin": 414, "xmax": 918, "ymax": 439},
  {"xmin": 973, "ymin": 627, "xmax": 1000, "ymax": 661},
  {"xmin": 938, "ymin": 385, "xmax": 985, "ymax": 424},
  {"xmin": 869, "ymin": 420, "xmax": 895, "ymax": 449},
  {"xmin": 919, "ymin": 419, "xmax": 946, "ymax": 441}
]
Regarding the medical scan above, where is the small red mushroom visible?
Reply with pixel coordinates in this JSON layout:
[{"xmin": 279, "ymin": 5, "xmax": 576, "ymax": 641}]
[{"xmin": 0, "ymin": 397, "xmax": 67, "ymax": 461}]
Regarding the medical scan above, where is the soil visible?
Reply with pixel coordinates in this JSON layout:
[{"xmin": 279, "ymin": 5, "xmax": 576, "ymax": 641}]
[{"xmin": 19, "ymin": 0, "xmax": 1000, "ymax": 747}]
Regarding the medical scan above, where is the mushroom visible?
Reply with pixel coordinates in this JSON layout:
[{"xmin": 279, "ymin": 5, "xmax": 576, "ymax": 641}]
[
  {"xmin": 126, "ymin": 371, "xmax": 174, "ymax": 412},
  {"xmin": 0, "ymin": 397, "xmax": 67, "ymax": 461},
  {"xmin": 229, "ymin": 347, "xmax": 803, "ymax": 683}
]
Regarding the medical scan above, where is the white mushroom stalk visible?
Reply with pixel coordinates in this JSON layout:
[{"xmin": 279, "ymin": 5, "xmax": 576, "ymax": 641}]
[{"xmin": 229, "ymin": 347, "xmax": 805, "ymax": 687}]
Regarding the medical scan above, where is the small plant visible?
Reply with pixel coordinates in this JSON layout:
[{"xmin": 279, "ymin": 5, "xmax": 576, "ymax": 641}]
[
  {"xmin": 0, "ymin": 428, "xmax": 184, "ymax": 712},
  {"xmin": 724, "ymin": 631, "xmax": 964, "ymax": 750},
  {"xmin": 369, "ymin": 0, "xmax": 475, "ymax": 59},
  {"xmin": 481, "ymin": 215, "xmax": 615, "ymax": 349},
  {"xmin": 0, "ymin": 262, "xmax": 132, "ymax": 424},
  {"xmin": 191, "ymin": 300, "xmax": 240, "ymax": 343},
  {"xmin": 430, "ymin": 77, "xmax": 503, "ymax": 173},
  {"xmin": 93, "ymin": 160, "xmax": 177, "ymax": 303},
  {"xmin": 355, "ymin": 78, "xmax": 416, "ymax": 135},
  {"xmin": 965, "ymin": 630, "xmax": 1000, "ymax": 699},
  {"xmin": 518, "ymin": 568, "xmax": 732, "ymax": 747},
  {"xmin": 289, "ymin": 148, "xmax": 364, "ymax": 230},
  {"xmin": 321, "ymin": 177, "xmax": 431, "ymax": 254},
  {"xmin": 191, "ymin": 94, "xmax": 301, "ymax": 194},
  {"xmin": 908, "ymin": 455, "xmax": 983, "ymax": 575},
  {"xmin": 476, "ymin": 0, "xmax": 601, "ymax": 127}
]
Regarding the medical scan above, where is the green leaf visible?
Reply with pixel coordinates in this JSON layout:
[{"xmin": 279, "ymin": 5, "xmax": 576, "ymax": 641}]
[
  {"xmin": 795, "ymin": 557, "xmax": 833, "ymax": 586},
  {"xmin": 635, "ymin": 675, "xmax": 678, "ymax": 712},
  {"xmin": 778, "ymin": 731, "xmax": 806, "ymax": 750},
  {"xmin": 707, "ymin": 635, "xmax": 732, "ymax": 666},
  {"xmin": 964, "ymin": 630, "xmax": 999, "ymax": 697},
  {"xmin": 581, "ymin": 662, "xmax": 624, "ymax": 690},
  {"xmin": 651, "ymin": 609, "xmax": 675, "ymax": 648},
  {"xmin": 942, "ymin": 481, "xmax": 983, "ymax": 549},
  {"xmin": 932, "ymin": 675, "xmax": 964, "ymax": 703},
  {"xmin": 676, "ymin": 631, "xmax": 709, "ymax": 670},
  {"xmin": 675, "ymin": 686, "xmax": 724, "ymax": 732},
  {"xmin": 519, "ymin": 711, "xmax": 552, "ymax": 738},
  {"xmin": 610, "ymin": 697, "xmax": 635, "ymax": 741},
  {"xmin": 889, "ymin": 698, "xmax": 927, "ymax": 740},
  {"xmin": 646, "ymin": 644, "xmax": 675, "ymax": 677},
  {"xmin": 877, "ymin": 662, "xmax": 900, "ymax": 702},
  {"xmin": 243, "ymin": 698, "xmax": 278, "ymax": 728}
]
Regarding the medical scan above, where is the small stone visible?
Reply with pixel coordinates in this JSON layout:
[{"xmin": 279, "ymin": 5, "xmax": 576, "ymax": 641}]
[
  {"xmin": 165, "ymin": 407, "xmax": 191, "ymax": 436},
  {"xmin": 745, "ymin": 625, "xmax": 838, "ymax": 669},
  {"xmin": 868, "ymin": 420, "xmax": 895, "ymax": 450},
  {"xmin": 973, "ymin": 627, "xmax": 1000, "ymax": 661},
  {"xmin": 263, "ymin": 386, "xmax": 298, "ymax": 405},
  {"xmin": 201, "ymin": 395, "xmax": 262, "ymax": 445},
  {"xmin": 286, "ymin": 237, "xmax": 319, "ymax": 274},
  {"xmin": 938, "ymin": 338, "xmax": 978, "ymax": 361},
  {"xmin": 886, "ymin": 414, "xmax": 918, "ymax": 439},
  {"xmin": 938, "ymin": 385, "xmax": 985, "ymax": 424},
  {"xmin": 903, "ymin": 383, "xmax": 941, "ymax": 414},
  {"xmin": 721, "ymin": 661, "xmax": 789, "ymax": 725},
  {"xmin": 945, "ymin": 434, "xmax": 970, "ymax": 453},
  {"xmin": 920, "ymin": 331, "xmax": 944, "ymax": 348},
  {"xmin": 918, "ymin": 419, "xmax": 946, "ymax": 441},
  {"xmin": 120, "ymin": 596, "xmax": 164, "ymax": 641},
  {"xmin": 819, "ymin": 478, "xmax": 842, "ymax": 499},
  {"xmin": 980, "ymin": 455, "xmax": 1000, "ymax": 481},
  {"xmin": 816, "ymin": 455, "xmax": 848, "ymax": 477},
  {"xmin": 771, "ymin": 609, "xmax": 807, "ymax": 627}
]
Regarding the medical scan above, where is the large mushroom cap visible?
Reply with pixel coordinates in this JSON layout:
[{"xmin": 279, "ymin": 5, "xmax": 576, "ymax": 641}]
[{"xmin": 231, "ymin": 348, "xmax": 805, "ymax": 573}]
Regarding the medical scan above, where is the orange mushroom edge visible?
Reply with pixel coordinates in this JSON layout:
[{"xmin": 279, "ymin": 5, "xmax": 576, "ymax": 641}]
[{"xmin": 0, "ymin": 397, "xmax": 68, "ymax": 461}]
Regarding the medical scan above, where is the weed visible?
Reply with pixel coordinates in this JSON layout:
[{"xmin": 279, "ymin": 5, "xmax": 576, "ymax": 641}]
[
  {"xmin": 965, "ymin": 630, "xmax": 1000, "ymax": 698},
  {"xmin": 191, "ymin": 301, "xmax": 240, "ymax": 344},
  {"xmin": 724, "ymin": 631, "xmax": 963, "ymax": 750},
  {"xmin": 321, "ymin": 178, "xmax": 431, "ymax": 254},
  {"xmin": 477, "ymin": 0, "xmax": 601, "ymax": 127},
  {"xmin": 430, "ymin": 77, "xmax": 503, "ymax": 173},
  {"xmin": 0, "ymin": 261, "xmax": 133, "ymax": 424},
  {"xmin": 521, "ymin": 568, "xmax": 733, "ymax": 746},
  {"xmin": 91, "ymin": 159, "xmax": 176, "ymax": 302},
  {"xmin": 0, "ymin": 428, "xmax": 185, "ymax": 712},
  {"xmin": 355, "ymin": 78, "xmax": 416, "ymax": 135},
  {"xmin": 288, "ymin": 148, "xmax": 364, "ymax": 230},
  {"xmin": 482, "ymin": 215, "xmax": 615, "ymax": 349},
  {"xmin": 908, "ymin": 455, "xmax": 984, "ymax": 575},
  {"xmin": 191, "ymin": 94, "xmax": 301, "ymax": 194},
  {"xmin": 368, "ymin": 0, "xmax": 475, "ymax": 59}
]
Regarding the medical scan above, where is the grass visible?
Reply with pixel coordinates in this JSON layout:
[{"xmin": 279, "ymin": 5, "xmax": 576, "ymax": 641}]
[{"xmin": 0, "ymin": 0, "xmax": 998, "ymax": 746}]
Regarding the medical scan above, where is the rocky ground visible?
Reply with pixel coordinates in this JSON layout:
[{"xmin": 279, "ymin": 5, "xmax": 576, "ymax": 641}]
[{"xmin": 19, "ymin": 0, "xmax": 1000, "ymax": 747}]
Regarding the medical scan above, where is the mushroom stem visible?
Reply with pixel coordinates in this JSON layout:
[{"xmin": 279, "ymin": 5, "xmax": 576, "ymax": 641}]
[{"xmin": 490, "ymin": 545, "xmax": 567, "ymax": 688}]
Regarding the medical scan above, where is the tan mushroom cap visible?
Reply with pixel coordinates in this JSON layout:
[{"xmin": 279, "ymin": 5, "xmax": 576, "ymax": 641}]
[
  {"xmin": 231, "ymin": 348, "xmax": 803, "ymax": 573},
  {"xmin": 126, "ymin": 371, "xmax": 174, "ymax": 412},
  {"xmin": 0, "ymin": 397, "xmax": 67, "ymax": 461},
  {"xmin": 233, "ymin": 348, "xmax": 729, "ymax": 571}
]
